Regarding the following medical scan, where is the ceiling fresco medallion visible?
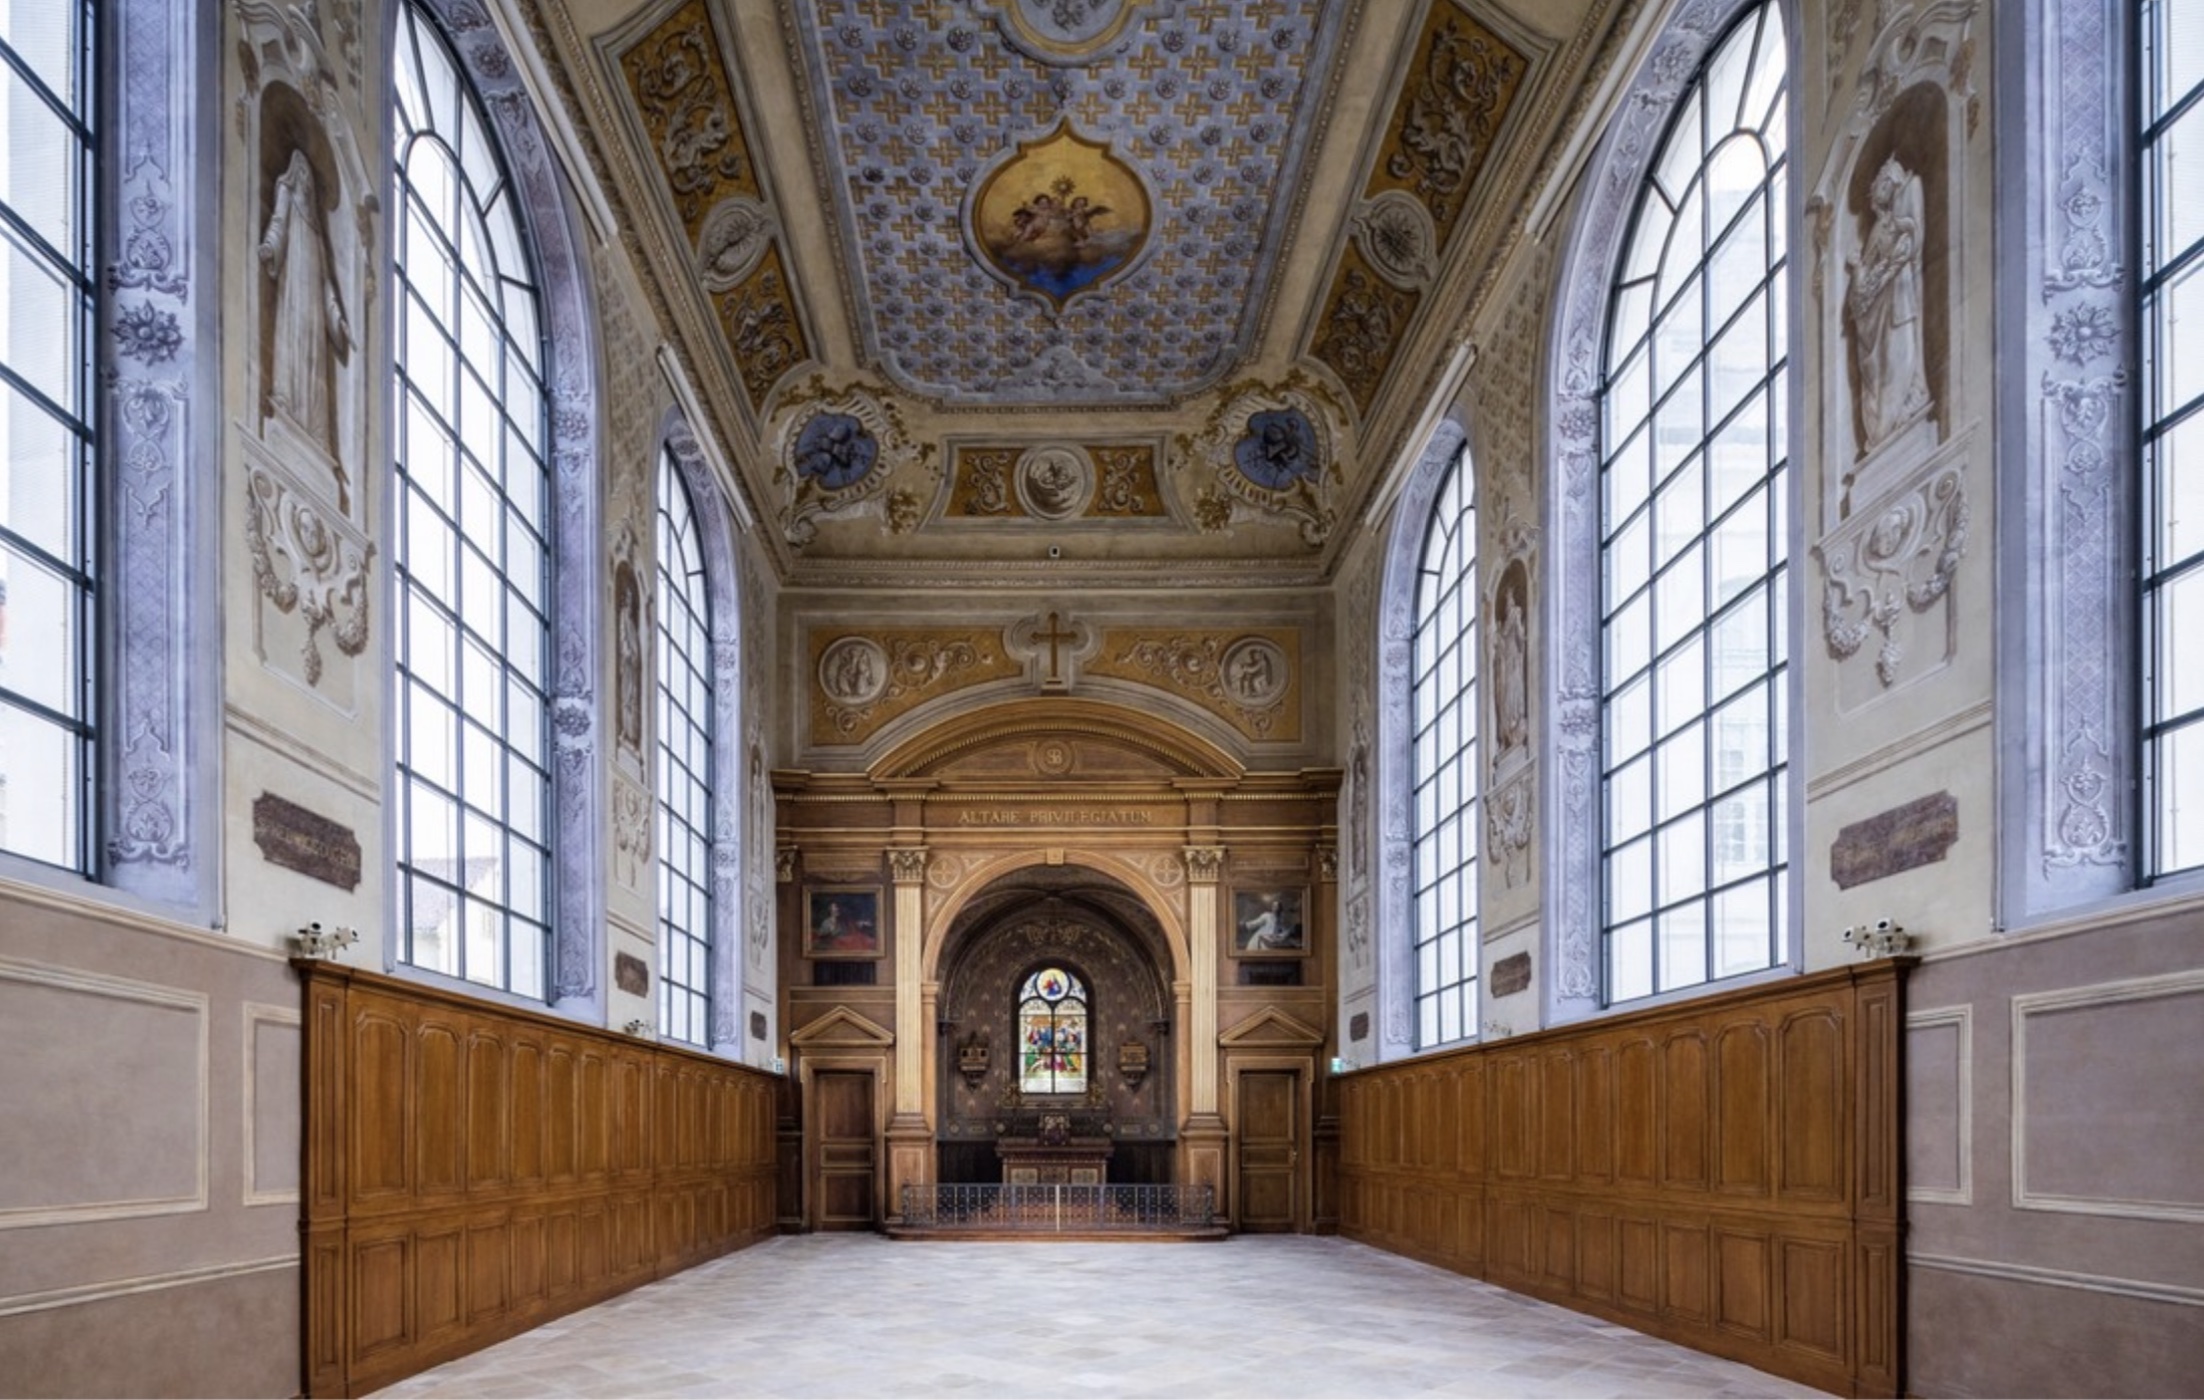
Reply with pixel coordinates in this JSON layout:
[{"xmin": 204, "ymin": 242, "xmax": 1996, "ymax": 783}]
[{"xmin": 968, "ymin": 122, "xmax": 1152, "ymax": 313}]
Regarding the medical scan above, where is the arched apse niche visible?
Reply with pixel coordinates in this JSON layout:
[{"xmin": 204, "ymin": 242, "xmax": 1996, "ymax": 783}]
[
  {"xmin": 660, "ymin": 410, "xmax": 750, "ymax": 1054},
  {"xmin": 1373, "ymin": 416, "xmax": 1471, "ymax": 1062},
  {"xmin": 392, "ymin": 0, "xmax": 607, "ymax": 1010},
  {"xmin": 1545, "ymin": 0, "xmax": 1801, "ymax": 1025},
  {"xmin": 932, "ymin": 866, "xmax": 1180, "ymax": 1184}
]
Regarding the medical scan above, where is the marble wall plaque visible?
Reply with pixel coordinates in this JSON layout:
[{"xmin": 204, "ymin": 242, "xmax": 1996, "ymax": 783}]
[
  {"xmin": 1491, "ymin": 951, "xmax": 1532, "ymax": 997},
  {"xmin": 615, "ymin": 953, "xmax": 650, "ymax": 996},
  {"xmin": 750, "ymin": 1011, "xmax": 768, "ymax": 1040},
  {"xmin": 1831, "ymin": 790, "xmax": 1960, "ymax": 889},
  {"xmin": 1349, "ymin": 1012, "xmax": 1371, "ymax": 1042},
  {"xmin": 251, "ymin": 792, "xmax": 361, "ymax": 891}
]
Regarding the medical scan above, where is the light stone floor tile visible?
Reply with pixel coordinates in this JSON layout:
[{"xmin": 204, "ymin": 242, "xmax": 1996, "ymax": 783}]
[{"xmin": 370, "ymin": 1234, "xmax": 1829, "ymax": 1399}]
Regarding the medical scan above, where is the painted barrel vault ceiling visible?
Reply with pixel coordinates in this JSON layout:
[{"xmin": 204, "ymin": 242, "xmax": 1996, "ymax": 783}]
[{"xmin": 568, "ymin": 0, "xmax": 1606, "ymax": 581}]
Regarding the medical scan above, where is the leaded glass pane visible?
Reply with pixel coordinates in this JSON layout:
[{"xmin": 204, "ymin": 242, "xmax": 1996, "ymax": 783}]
[
  {"xmin": 392, "ymin": 2, "xmax": 552, "ymax": 996},
  {"xmin": 1017, "ymin": 967, "xmax": 1087, "ymax": 1094},
  {"xmin": 1600, "ymin": 4, "xmax": 1789, "ymax": 1002}
]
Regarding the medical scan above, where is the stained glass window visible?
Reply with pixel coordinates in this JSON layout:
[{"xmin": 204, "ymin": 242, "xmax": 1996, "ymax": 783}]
[
  {"xmin": 1017, "ymin": 966, "xmax": 1087, "ymax": 1095},
  {"xmin": 1600, "ymin": 3, "xmax": 1790, "ymax": 1003}
]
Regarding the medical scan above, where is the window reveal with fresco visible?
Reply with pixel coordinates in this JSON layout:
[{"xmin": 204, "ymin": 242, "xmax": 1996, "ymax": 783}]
[{"xmin": 1018, "ymin": 966, "xmax": 1088, "ymax": 1094}]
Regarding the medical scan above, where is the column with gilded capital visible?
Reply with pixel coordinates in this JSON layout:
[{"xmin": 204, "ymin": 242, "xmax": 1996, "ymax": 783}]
[{"xmin": 1180, "ymin": 845, "xmax": 1229, "ymax": 1203}]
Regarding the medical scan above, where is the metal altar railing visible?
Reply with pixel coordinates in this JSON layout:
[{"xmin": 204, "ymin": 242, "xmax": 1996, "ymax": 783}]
[{"xmin": 899, "ymin": 1183, "xmax": 1217, "ymax": 1232}]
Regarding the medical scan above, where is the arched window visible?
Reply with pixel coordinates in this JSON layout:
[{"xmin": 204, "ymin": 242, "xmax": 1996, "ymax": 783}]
[
  {"xmin": 655, "ymin": 448, "xmax": 713, "ymax": 1044},
  {"xmin": 0, "ymin": 2, "xmax": 97, "ymax": 870},
  {"xmin": 1017, "ymin": 966, "xmax": 1088, "ymax": 1095},
  {"xmin": 391, "ymin": 1, "xmax": 554, "ymax": 998},
  {"xmin": 1409, "ymin": 446, "xmax": 1479, "ymax": 1047},
  {"xmin": 1596, "ymin": 4, "xmax": 1790, "ymax": 1004},
  {"xmin": 2141, "ymin": 3, "xmax": 2204, "ymax": 878}
]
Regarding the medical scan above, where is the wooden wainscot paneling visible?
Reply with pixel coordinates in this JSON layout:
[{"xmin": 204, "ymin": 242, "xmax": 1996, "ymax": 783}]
[
  {"xmin": 297, "ymin": 962, "xmax": 782, "ymax": 1397},
  {"xmin": 1336, "ymin": 961, "xmax": 1910, "ymax": 1398}
]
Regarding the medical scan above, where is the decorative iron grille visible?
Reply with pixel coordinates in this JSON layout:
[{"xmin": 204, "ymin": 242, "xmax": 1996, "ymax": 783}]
[{"xmin": 899, "ymin": 1183, "xmax": 1217, "ymax": 1232}]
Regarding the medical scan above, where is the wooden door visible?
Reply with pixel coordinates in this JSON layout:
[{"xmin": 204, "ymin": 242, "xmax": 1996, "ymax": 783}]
[
  {"xmin": 1237, "ymin": 1069, "xmax": 1299, "ymax": 1232},
  {"xmin": 812, "ymin": 1070, "xmax": 876, "ymax": 1231}
]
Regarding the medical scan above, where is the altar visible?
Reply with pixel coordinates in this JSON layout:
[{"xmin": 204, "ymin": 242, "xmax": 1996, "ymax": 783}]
[{"xmin": 995, "ymin": 1110, "xmax": 1114, "ymax": 1184}]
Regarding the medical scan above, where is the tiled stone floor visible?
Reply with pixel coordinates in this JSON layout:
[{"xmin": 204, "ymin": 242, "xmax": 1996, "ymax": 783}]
[{"xmin": 372, "ymin": 1234, "xmax": 1829, "ymax": 1399}]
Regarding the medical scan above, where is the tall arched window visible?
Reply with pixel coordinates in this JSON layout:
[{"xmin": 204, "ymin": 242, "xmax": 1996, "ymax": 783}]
[
  {"xmin": 1410, "ymin": 446, "xmax": 1479, "ymax": 1047},
  {"xmin": 655, "ymin": 448, "xmax": 714, "ymax": 1044},
  {"xmin": 391, "ymin": 1, "xmax": 554, "ymax": 998},
  {"xmin": 1017, "ymin": 966, "xmax": 1088, "ymax": 1095},
  {"xmin": 1599, "ymin": 5, "xmax": 1790, "ymax": 1003},
  {"xmin": 2141, "ymin": 1, "xmax": 2204, "ymax": 878},
  {"xmin": 0, "ymin": 1, "xmax": 96, "ymax": 871}
]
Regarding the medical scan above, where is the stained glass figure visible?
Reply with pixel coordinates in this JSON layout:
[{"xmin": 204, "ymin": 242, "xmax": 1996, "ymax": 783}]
[{"xmin": 1017, "ymin": 966, "xmax": 1088, "ymax": 1094}]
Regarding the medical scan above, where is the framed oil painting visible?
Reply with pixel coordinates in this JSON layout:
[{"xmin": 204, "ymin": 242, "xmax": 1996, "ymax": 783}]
[
  {"xmin": 1231, "ymin": 887, "xmax": 1307, "ymax": 956},
  {"xmin": 803, "ymin": 886, "xmax": 882, "ymax": 959}
]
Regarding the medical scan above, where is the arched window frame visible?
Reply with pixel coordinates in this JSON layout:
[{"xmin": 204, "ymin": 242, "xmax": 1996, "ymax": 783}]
[
  {"xmin": 1372, "ymin": 419, "xmax": 1472, "ymax": 1062},
  {"xmin": 0, "ymin": 1, "xmax": 219, "ymax": 912},
  {"xmin": 1546, "ymin": 0, "xmax": 1803, "ymax": 1023},
  {"xmin": 386, "ymin": 0, "xmax": 603, "ymax": 1012},
  {"xmin": 1408, "ymin": 441, "xmax": 1482, "ymax": 1048},
  {"xmin": 656, "ymin": 413, "xmax": 745, "ymax": 1053}
]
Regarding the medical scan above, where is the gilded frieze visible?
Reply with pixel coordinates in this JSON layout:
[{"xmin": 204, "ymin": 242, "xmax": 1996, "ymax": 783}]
[
  {"xmin": 719, "ymin": 244, "xmax": 809, "ymax": 414},
  {"xmin": 1363, "ymin": 0, "xmax": 1531, "ymax": 250},
  {"xmin": 944, "ymin": 442, "xmax": 1168, "ymax": 520},
  {"xmin": 1308, "ymin": 242, "xmax": 1419, "ymax": 419},
  {"xmin": 809, "ymin": 628, "xmax": 1021, "ymax": 744},
  {"xmin": 618, "ymin": 0, "xmax": 762, "ymax": 236},
  {"xmin": 1086, "ymin": 628, "xmax": 1301, "ymax": 742}
]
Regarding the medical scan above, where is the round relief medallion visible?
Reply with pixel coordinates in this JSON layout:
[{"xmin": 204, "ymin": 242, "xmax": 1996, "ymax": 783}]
[
  {"xmin": 1015, "ymin": 445, "xmax": 1093, "ymax": 520},
  {"xmin": 817, "ymin": 636, "xmax": 890, "ymax": 706},
  {"xmin": 1219, "ymin": 637, "xmax": 1289, "ymax": 708},
  {"xmin": 1034, "ymin": 739, "xmax": 1076, "ymax": 775}
]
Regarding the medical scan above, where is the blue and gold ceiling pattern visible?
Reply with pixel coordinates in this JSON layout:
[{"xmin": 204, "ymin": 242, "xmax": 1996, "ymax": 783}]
[{"xmin": 789, "ymin": 0, "xmax": 1351, "ymax": 406}]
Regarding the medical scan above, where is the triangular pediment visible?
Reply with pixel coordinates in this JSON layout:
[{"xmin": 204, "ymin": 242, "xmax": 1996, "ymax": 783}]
[
  {"xmin": 787, "ymin": 1006, "xmax": 895, "ymax": 1048},
  {"xmin": 1218, "ymin": 1006, "xmax": 1327, "ymax": 1049}
]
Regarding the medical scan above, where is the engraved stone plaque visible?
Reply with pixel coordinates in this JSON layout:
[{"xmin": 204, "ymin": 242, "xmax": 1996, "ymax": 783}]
[
  {"xmin": 1349, "ymin": 1012, "xmax": 1371, "ymax": 1042},
  {"xmin": 750, "ymin": 1011, "xmax": 769, "ymax": 1040},
  {"xmin": 251, "ymin": 792, "xmax": 361, "ymax": 891},
  {"xmin": 1491, "ymin": 951, "xmax": 1533, "ymax": 997},
  {"xmin": 1831, "ymin": 791, "xmax": 1960, "ymax": 889},
  {"xmin": 615, "ymin": 953, "xmax": 650, "ymax": 996}
]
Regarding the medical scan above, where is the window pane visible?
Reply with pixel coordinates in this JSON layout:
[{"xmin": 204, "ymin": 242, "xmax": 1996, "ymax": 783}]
[
  {"xmin": 392, "ymin": 1, "xmax": 552, "ymax": 993},
  {"xmin": 656, "ymin": 450, "xmax": 718, "ymax": 1046},
  {"xmin": 0, "ymin": 0, "xmax": 94, "ymax": 871},
  {"xmin": 2146, "ymin": 0, "xmax": 2204, "ymax": 877},
  {"xmin": 1602, "ymin": 5, "xmax": 1789, "ymax": 1002},
  {"xmin": 1410, "ymin": 446, "xmax": 1481, "ymax": 1047}
]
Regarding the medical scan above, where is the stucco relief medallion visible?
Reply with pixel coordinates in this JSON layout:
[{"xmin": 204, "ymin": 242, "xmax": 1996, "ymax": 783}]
[
  {"xmin": 1033, "ymin": 739, "xmax": 1077, "ymax": 776},
  {"xmin": 977, "ymin": 1, "xmax": 1172, "ymax": 65},
  {"xmin": 1014, "ymin": 445, "xmax": 1093, "ymax": 520},
  {"xmin": 697, "ymin": 196, "xmax": 773, "ymax": 293},
  {"xmin": 1352, "ymin": 190, "xmax": 1437, "ymax": 291},
  {"xmin": 1219, "ymin": 637, "xmax": 1289, "ymax": 709},
  {"xmin": 818, "ymin": 636, "xmax": 890, "ymax": 707}
]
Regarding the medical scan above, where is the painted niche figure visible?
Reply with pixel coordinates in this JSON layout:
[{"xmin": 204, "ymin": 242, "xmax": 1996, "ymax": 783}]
[
  {"xmin": 1845, "ymin": 156, "xmax": 1933, "ymax": 456},
  {"xmin": 1493, "ymin": 579, "xmax": 1529, "ymax": 756},
  {"xmin": 614, "ymin": 559, "xmax": 643, "ymax": 757},
  {"xmin": 259, "ymin": 150, "xmax": 352, "ymax": 492}
]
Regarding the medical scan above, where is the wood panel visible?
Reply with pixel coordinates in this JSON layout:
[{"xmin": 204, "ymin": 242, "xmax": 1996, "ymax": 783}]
[
  {"xmin": 299, "ymin": 963, "xmax": 782, "ymax": 1397},
  {"xmin": 1337, "ymin": 961, "xmax": 1908, "ymax": 1398}
]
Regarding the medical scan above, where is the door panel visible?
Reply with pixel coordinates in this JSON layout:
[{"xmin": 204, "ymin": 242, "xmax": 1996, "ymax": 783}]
[
  {"xmin": 812, "ymin": 1071, "xmax": 876, "ymax": 1231},
  {"xmin": 1238, "ymin": 1069, "xmax": 1299, "ymax": 1232}
]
